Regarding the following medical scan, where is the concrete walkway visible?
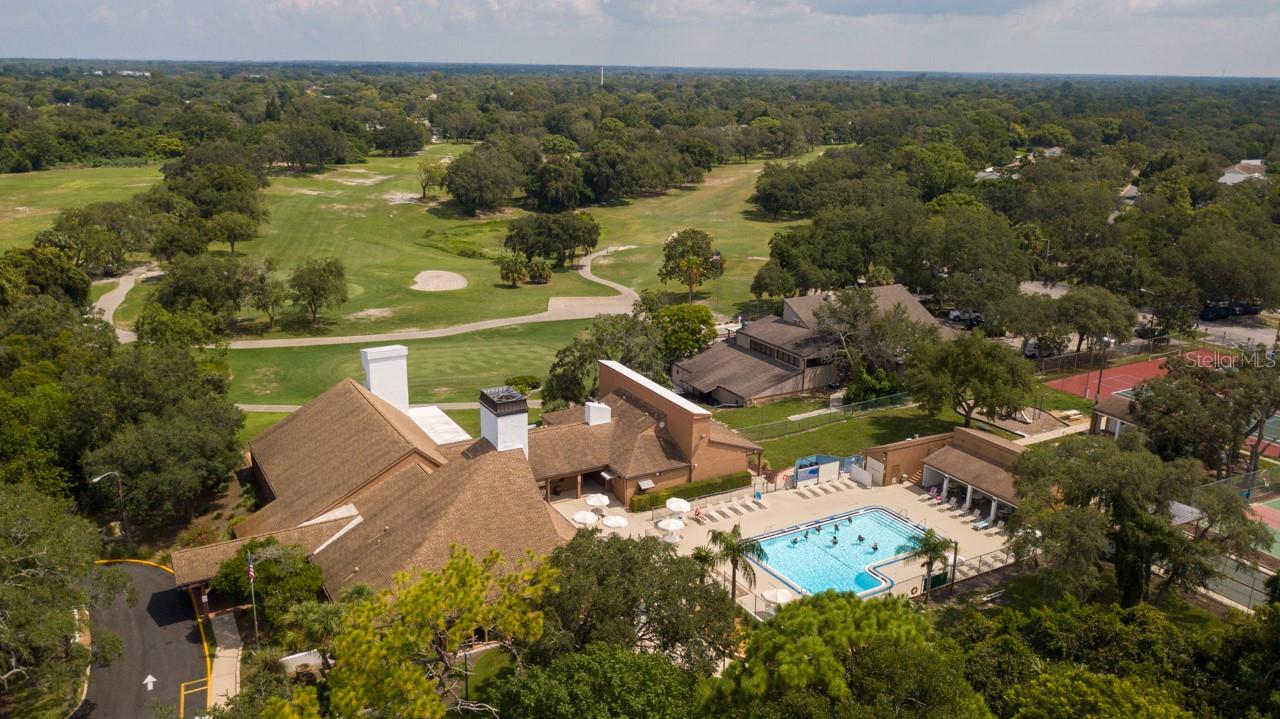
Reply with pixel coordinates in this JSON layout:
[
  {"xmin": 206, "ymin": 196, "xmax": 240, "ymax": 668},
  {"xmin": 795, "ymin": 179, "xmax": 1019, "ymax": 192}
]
[
  {"xmin": 236, "ymin": 399, "xmax": 545, "ymax": 413},
  {"xmin": 225, "ymin": 246, "xmax": 639, "ymax": 350},
  {"xmin": 208, "ymin": 611, "xmax": 243, "ymax": 707},
  {"xmin": 92, "ymin": 264, "xmax": 161, "ymax": 343}
]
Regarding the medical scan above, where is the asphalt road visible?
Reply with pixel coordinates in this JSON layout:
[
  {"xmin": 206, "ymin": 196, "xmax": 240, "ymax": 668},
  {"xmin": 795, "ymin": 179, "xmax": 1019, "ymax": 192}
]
[{"xmin": 74, "ymin": 562, "xmax": 208, "ymax": 719}]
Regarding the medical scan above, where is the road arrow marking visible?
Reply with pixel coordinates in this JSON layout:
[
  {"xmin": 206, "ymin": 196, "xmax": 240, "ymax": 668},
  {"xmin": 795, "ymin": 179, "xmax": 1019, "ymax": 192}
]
[{"xmin": 143, "ymin": 674, "xmax": 157, "ymax": 691}]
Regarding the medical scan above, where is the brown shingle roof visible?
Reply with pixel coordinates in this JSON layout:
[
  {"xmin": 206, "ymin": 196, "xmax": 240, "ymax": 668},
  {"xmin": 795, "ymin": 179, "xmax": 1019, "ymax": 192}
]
[
  {"xmin": 923, "ymin": 443, "xmax": 1022, "ymax": 506},
  {"xmin": 171, "ymin": 518, "xmax": 352, "ymax": 587},
  {"xmin": 737, "ymin": 315, "xmax": 828, "ymax": 356},
  {"xmin": 783, "ymin": 285, "xmax": 942, "ymax": 333},
  {"xmin": 672, "ymin": 341, "xmax": 801, "ymax": 401},
  {"xmin": 238, "ymin": 379, "xmax": 447, "ymax": 537},
  {"xmin": 310, "ymin": 439, "xmax": 569, "ymax": 597},
  {"xmin": 527, "ymin": 391, "xmax": 690, "ymax": 480},
  {"xmin": 708, "ymin": 421, "xmax": 762, "ymax": 452}
]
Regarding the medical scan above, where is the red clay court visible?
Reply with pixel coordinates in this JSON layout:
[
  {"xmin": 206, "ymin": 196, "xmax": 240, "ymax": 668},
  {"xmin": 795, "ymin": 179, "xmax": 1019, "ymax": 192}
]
[
  {"xmin": 1047, "ymin": 348, "xmax": 1280, "ymax": 459},
  {"xmin": 1045, "ymin": 349, "xmax": 1219, "ymax": 400}
]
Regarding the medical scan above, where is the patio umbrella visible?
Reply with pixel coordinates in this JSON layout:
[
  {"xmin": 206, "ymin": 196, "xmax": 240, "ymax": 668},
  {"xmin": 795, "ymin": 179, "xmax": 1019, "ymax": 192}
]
[
  {"xmin": 601, "ymin": 515, "xmax": 628, "ymax": 529},
  {"xmin": 661, "ymin": 533, "xmax": 681, "ymax": 544},
  {"xmin": 656, "ymin": 517, "xmax": 685, "ymax": 533},
  {"xmin": 666, "ymin": 497, "xmax": 692, "ymax": 514},
  {"xmin": 761, "ymin": 588, "xmax": 797, "ymax": 605},
  {"xmin": 571, "ymin": 510, "xmax": 599, "ymax": 526},
  {"xmin": 584, "ymin": 493, "xmax": 610, "ymax": 508}
]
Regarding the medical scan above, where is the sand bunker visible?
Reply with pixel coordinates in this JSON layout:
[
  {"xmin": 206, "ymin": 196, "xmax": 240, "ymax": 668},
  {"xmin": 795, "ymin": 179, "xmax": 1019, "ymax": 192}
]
[{"xmin": 411, "ymin": 271, "xmax": 468, "ymax": 292}]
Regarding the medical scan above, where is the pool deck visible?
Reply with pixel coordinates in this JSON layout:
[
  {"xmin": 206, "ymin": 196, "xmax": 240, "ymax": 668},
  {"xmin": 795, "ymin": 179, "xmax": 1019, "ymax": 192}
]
[{"xmin": 552, "ymin": 479, "xmax": 1011, "ymax": 610}]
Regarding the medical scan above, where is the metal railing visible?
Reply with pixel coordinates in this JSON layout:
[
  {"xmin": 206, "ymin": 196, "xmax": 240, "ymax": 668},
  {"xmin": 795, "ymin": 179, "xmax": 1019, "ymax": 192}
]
[
  {"xmin": 738, "ymin": 392, "xmax": 911, "ymax": 441},
  {"xmin": 897, "ymin": 545, "xmax": 1023, "ymax": 599}
]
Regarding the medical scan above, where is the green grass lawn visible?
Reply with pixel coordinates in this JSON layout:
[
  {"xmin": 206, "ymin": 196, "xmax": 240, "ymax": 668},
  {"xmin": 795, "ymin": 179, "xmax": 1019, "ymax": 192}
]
[
  {"xmin": 8, "ymin": 146, "xmax": 838, "ymax": 338},
  {"xmin": 89, "ymin": 279, "xmax": 118, "ymax": 304},
  {"xmin": 444, "ymin": 407, "xmax": 543, "ymax": 438},
  {"xmin": 0, "ymin": 164, "xmax": 161, "ymax": 249},
  {"xmin": 713, "ymin": 397, "xmax": 831, "ymax": 429},
  {"xmin": 588, "ymin": 148, "xmax": 834, "ymax": 319},
  {"xmin": 1031, "ymin": 383, "xmax": 1096, "ymax": 414},
  {"xmin": 238, "ymin": 411, "xmax": 290, "ymax": 446},
  {"xmin": 759, "ymin": 406, "xmax": 965, "ymax": 468},
  {"xmin": 227, "ymin": 319, "xmax": 588, "ymax": 406}
]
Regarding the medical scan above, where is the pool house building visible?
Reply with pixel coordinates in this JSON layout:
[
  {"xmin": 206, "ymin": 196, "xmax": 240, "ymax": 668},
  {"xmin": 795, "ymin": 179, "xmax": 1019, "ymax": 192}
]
[{"xmin": 865, "ymin": 428, "xmax": 1025, "ymax": 527}]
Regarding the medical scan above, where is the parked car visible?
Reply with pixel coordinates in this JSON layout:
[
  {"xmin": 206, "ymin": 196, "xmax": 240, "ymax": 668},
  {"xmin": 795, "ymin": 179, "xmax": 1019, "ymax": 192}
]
[
  {"xmin": 1199, "ymin": 302, "xmax": 1231, "ymax": 322},
  {"xmin": 1021, "ymin": 339, "xmax": 1056, "ymax": 359},
  {"xmin": 1230, "ymin": 301, "xmax": 1264, "ymax": 316},
  {"xmin": 1135, "ymin": 323, "xmax": 1164, "ymax": 339}
]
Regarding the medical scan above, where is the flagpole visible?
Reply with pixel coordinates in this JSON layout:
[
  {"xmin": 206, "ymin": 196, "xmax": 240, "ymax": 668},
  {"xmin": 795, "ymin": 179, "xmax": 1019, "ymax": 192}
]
[{"xmin": 248, "ymin": 550, "xmax": 261, "ymax": 649}]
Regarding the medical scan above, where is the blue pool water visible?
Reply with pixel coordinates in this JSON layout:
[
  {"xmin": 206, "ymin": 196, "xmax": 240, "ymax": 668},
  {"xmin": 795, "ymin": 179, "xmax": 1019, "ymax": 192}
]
[{"xmin": 752, "ymin": 507, "xmax": 927, "ymax": 596}]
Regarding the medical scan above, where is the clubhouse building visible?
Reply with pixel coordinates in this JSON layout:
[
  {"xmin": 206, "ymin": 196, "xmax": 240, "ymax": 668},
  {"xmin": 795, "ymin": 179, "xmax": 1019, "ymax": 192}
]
[{"xmin": 171, "ymin": 347, "xmax": 760, "ymax": 597}]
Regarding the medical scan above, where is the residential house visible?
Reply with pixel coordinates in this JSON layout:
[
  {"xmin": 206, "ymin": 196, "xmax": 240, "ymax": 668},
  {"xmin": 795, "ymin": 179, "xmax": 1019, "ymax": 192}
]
[
  {"xmin": 671, "ymin": 284, "xmax": 944, "ymax": 406},
  {"xmin": 1218, "ymin": 160, "xmax": 1268, "ymax": 185}
]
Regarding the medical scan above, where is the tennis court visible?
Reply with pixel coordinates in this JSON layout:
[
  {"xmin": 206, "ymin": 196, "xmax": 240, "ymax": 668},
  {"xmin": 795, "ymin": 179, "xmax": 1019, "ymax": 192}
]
[
  {"xmin": 1044, "ymin": 349, "xmax": 1217, "ymax": 400},
  {"xmin": 1252, "ymin": 497, "xmax": 1280, "ymax": 557}
]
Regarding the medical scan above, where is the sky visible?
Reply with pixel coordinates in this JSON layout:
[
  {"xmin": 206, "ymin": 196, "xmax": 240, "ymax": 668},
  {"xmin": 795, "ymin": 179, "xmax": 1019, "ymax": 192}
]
[{"xmin": 1, "ymin": 0, "xmax": 1278, "ymax": 78}]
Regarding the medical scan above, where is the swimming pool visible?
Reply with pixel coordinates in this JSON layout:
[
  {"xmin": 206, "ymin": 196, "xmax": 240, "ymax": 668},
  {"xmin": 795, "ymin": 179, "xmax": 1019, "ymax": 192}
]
[{"xmin": 750, "ymin": 507, "xmax": 929, "ymax": 597}]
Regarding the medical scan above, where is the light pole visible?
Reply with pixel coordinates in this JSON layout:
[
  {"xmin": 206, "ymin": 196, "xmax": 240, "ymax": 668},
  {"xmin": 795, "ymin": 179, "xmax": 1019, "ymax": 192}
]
[
  {"xmin": 91, "ymin": 471, "xmax": 132, "ymax": 553},
  {"xmin": 1093, "ymin": 336, "xmax": 1114, "ymax": 402}
]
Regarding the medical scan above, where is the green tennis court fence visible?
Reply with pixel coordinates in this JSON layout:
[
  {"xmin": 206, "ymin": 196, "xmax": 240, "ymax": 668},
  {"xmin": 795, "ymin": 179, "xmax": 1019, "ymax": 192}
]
[{"xmin": 738, "ymin": 393, "xmax": 911, "ymax": 441}]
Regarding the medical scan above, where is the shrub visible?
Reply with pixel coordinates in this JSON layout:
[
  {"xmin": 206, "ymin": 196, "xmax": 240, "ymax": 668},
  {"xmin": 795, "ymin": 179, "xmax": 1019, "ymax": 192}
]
[
  {"xmin": 629, "ymin": 471, "xmax": 753, "ymax": 512},
  {"xmin": 176, "ymin": 524, "xmax": 221, "ymax": 549},
  {"xmin": 505, "ymin": 375, "xmax": 542, "ymax": 394}
]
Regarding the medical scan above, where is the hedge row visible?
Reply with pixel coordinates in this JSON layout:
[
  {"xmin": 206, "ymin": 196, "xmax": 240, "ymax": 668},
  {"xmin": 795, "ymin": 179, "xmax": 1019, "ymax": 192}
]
[{"xmin": 629, "ymin": 471, "xmax": 753, "ymax": 512}]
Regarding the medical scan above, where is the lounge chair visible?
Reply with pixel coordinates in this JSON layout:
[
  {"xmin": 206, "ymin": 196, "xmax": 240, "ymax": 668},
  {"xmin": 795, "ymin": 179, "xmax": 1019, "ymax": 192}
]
[{"xmin": 972, "ymin": 518, "xmax": 993, "ymax": 531}]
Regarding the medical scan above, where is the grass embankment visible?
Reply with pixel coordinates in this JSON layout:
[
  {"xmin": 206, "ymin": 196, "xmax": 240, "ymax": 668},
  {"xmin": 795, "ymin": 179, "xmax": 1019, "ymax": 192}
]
[
  {"xmin": 227, "ymin": 319, "xmax": 588, "ymax": 406},
  {"xmin": 713, "ymin": 397, "xmax": 831, "ymax": 430}
]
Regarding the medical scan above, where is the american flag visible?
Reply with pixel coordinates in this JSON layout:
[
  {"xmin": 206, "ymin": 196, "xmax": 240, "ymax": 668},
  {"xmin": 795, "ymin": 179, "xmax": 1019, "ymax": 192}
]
[{"xmin": 247, "ymin": 551, "xmax": 256, "ymax": 583}]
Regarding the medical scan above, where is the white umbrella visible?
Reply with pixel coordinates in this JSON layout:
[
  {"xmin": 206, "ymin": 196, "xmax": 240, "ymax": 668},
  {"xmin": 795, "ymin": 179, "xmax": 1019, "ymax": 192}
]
[
  {"xmin": 601, "ymin": 515, "xmax": 629, "ymax": 529},
  {"xmin": 761, "ymin": 588, "xmax": 797, "ymax": 605},
  {"xmin": 666, "ymin": 497, "xmax": 692, "ymax": 514},
  {"xmin": 656, "ymin": 517, "xmax": 685, "ymax": 533},
  {"xmin": 571, "ymin": 510, "xmax": 599, "ymax": 526},
  {"xmin": 584, "ymin": 493, "xmax": 610, "ymax": 508},
  {"xmin": 661, "ymin": 533, "xmax": 681, "ymax": 544}
]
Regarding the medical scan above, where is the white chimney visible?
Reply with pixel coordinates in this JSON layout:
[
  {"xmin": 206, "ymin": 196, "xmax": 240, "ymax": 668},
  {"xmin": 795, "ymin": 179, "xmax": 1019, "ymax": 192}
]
[
  {"xmin": 585, "ymin": 401, "xmax": 611, "ymax": 426},
  {"xmin": 361, "ymin": 345, "xmax": 409, "ymax": 411},
  {"xmin": 479, "ymin": 386, "xmax": 529, "ymax": 456}
]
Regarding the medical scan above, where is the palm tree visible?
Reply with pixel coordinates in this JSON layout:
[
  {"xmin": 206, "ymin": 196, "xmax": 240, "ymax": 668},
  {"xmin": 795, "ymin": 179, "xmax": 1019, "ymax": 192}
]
[
  {"xmin": 897, "ymin": 529, "xmax": 954, "ymax": 603},
  {"xmin": 278, "ymin": 599, "xmax": 344, "ymax": 669},
  {"xmin": 499, "ymin": 253, "xmax": 528, "ymax": 288},
  {"xmin": 708, "ymin": 523, "xmax": 768, "ymax": 595},
  {"xmin": 691, "ymin": 545, "xmax": 717, "ymax": 584}
]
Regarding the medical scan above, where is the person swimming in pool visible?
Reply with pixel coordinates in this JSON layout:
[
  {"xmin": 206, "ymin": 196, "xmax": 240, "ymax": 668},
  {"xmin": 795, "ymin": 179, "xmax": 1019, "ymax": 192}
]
[
  {"xmin": 803, "ymin": 530, "xmax": 810, "ymax": 540},
  {"xmin": 791, "ymin": 537, "xmax": 799, "ymax": 545},
  {"xmin": 856, "ymin": 534, "xmax": 865, "ymax": 543},
  {"xmin": 871, "ymin": 542, "xmax": 879, "ymax": 552},
  {"xmin": 831, "ymin": 536, "xmax": 839, "ymax": 546},
  {"xmin": 815, "ymin": 524, "xmax": 822, "ymax": 532}
]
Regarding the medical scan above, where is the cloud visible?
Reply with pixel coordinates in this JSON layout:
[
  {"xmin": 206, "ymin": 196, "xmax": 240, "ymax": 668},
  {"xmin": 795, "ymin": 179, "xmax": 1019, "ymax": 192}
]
[{"xmin": 0, "ymin": 0, "xmax": 1277, "ymax": 76}]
